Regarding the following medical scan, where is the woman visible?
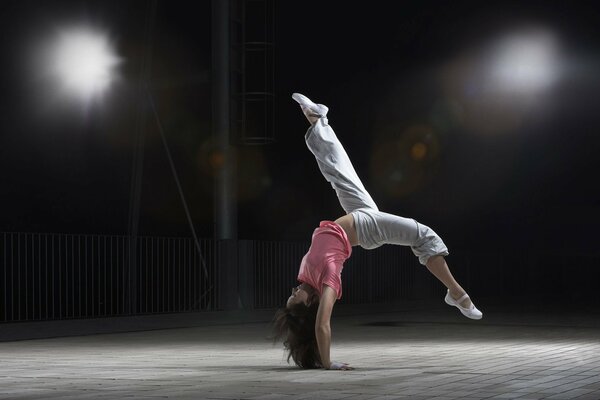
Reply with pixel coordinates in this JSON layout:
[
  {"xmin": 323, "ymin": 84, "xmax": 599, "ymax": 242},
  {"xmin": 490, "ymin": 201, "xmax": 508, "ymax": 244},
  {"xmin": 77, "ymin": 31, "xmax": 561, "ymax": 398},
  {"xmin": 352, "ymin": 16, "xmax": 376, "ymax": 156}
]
[{"xmin": 273, "ymin": 93, "xmax": 482, "ymax": 370}]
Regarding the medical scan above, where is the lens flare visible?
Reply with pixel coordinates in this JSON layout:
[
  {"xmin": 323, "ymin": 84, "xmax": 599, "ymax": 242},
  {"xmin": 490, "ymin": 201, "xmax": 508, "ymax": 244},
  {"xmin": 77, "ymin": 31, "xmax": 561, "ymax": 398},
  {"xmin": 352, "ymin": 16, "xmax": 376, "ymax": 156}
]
[
  {"xmin": 488, "ymin": 29, "xmax": 560, "ymax": 94},
  {"xmin": 42, "ymin": 27, "xmax": 121, "ymax": 103},
  {"xmin": 411, "ymin": 142, "xmax": 427, "ymax": 161}
]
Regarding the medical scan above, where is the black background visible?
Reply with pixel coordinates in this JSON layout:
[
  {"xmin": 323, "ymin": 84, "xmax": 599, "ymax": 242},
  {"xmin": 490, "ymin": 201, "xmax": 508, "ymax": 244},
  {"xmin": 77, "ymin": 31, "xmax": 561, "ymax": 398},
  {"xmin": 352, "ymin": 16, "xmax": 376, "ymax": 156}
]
[{"xmin": 1, "ymin": 0, "xmax": 599, "ymax": 262}]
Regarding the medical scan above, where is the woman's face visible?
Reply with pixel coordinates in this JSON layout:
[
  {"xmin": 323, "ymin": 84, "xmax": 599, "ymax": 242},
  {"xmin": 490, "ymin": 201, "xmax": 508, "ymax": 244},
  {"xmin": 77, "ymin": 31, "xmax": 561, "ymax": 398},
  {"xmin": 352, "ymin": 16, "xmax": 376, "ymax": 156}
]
[{"xmin": 286, "ymin": 285, "xmax": 309, "ymax": 308}]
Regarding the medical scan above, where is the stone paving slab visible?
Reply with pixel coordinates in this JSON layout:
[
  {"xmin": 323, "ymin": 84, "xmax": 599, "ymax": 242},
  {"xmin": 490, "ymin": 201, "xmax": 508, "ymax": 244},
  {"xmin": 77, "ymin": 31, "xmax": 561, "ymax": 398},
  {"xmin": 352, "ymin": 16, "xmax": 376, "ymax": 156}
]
[{"xmin": 1, "ymin": 310, "xmax": 599, "ymax": 400}]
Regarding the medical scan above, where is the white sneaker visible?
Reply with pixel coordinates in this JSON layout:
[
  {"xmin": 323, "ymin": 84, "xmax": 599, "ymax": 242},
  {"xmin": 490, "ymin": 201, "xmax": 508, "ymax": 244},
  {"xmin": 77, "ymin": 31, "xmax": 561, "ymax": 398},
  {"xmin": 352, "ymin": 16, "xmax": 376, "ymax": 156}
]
[
  {"xmin": 291, "ymin": 93, "xmax": 329, "ymax": 118},
  {"xmin": 444, "ymin": 289, "xmax": 483, "ymax": 320}
]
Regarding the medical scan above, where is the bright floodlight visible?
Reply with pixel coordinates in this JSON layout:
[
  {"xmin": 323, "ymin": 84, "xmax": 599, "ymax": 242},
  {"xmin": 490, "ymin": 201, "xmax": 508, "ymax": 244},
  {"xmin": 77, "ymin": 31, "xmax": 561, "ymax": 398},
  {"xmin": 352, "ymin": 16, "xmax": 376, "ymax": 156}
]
[
  {"xmin": 489, "ymin": 30, "xmax": 559, "ymax": 93},
  {"xmin": 47, "ymin": 27, "xmax": 120, "ymax": 102}
]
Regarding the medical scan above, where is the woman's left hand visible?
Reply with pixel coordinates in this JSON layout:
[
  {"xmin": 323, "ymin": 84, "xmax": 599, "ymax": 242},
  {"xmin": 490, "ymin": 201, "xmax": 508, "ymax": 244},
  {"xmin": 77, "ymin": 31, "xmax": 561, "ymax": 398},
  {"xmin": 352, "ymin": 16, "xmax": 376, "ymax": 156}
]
[{"xmin": 328, "ymin": 361, "xmax": 354, "ymax": 370}]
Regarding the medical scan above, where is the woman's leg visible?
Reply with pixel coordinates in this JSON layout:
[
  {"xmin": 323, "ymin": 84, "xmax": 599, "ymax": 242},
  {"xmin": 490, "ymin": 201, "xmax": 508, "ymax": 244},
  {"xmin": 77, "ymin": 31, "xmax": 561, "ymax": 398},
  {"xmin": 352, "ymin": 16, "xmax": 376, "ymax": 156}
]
[
  {"xmin": 305, "ymin": 117, "xmax": 379, "ymax": 214},
  {"xmin": 298, "ymin": 97, "xmax": 446, "ymax": 260},
  {"xmin": 351, "ymin": 208, "xmax": 480, "ymax": 316},
  {"xmin": 294, "ymin": 92, "xmax": 378, "ymax": 216},
  {"xmin": 350, "ymin": 208, "xmax": 448, "ymax": 258},
  {"xmin": 426, "ymin": 255, "xmax": 472, "ymax": 308},
  {"xmin": 294, "ymin": 93, "xmax": 479, "ymax": 316}
]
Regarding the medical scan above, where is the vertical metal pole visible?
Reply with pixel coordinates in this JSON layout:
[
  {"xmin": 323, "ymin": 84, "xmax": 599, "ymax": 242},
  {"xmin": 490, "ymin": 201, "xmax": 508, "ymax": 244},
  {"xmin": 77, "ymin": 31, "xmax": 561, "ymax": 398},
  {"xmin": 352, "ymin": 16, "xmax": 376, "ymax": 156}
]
[
  {"xmin": 17, "ymin": 234, "xmax": 21, "ymax": 320},
  {"xmin": 25, "ymin": 234, "xmax": 29, "ymax": 321},
  {"xmin": 58, "ymin": 235, "xmax": 62, "ymax": 319},
  {"xmin": 176, "ymin": 240, "xmax": 180, "ymax": 311},
  {"xmin": 78, "ymin": 236, "xmax": 81, "ymax": 317},
  {"xmin": 162, "ymin": 239, "xmax": 165, "ymax": 312},
  {"xmin": 37, "ymin": 235, "xmax": 41, "ymax": 320},
  {"xmin": 45, "ymin": 235, "xmax": 49, "ymax": 320},
  {"xmin": 92, "ymin": 236, "xmax": 95, "ymax": 317},
  {"xmin": 212, "ymin": 0, "xmax": 236, "ymax": 240},
  {"xmin": 212, "ymin": 0, "xmax": 239, "ymax": 310},
  {"xmin": 186, "ymin": 240, "xmax": 190, "ymax": 310},
  {"xmin": 84, "ymin": 236, "xmax": 88, "ymax": 317},
  {"xmin": 3, "ymin": 234, "xmax": 6, "ymax": 322},
  {"xmin": 71, "ymin": 236, "xmax": 74, "ymax": 318},
  {"xmin": 127, "ymin": 0, "xmax": 157, "ymax": 315},
  {"xmin": 121, "ymin": 236, "xmax": 125, "ymax": 315},
  {"xmin": 110, "ymin": 237, "xmax": 113, "ymax": 316}
]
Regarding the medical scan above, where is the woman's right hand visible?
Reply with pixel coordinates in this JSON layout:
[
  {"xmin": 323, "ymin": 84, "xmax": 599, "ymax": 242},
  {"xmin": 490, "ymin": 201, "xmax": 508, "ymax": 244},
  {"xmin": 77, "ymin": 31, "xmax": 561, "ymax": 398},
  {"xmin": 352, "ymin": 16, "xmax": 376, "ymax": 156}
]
[{"xmin": 328, "ymin": 361, "xmax": 354, "ymax": 370}]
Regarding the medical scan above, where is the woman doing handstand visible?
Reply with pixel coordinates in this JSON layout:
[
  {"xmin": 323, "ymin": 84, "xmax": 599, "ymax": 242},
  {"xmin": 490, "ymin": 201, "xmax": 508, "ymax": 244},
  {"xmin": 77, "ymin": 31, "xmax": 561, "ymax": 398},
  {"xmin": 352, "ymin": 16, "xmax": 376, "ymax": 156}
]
[{"xmin": 273, "ymin": 93, "xmax": 482, "ymax": 370}]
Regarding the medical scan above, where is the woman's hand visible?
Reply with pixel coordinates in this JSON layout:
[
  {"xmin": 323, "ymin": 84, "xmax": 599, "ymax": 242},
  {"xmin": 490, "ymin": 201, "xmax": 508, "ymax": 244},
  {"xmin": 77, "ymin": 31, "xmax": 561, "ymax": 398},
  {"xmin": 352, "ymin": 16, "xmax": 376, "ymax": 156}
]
[{"xmin": 328, "ymin": 361, "xmax": 354, "ymax": 370}]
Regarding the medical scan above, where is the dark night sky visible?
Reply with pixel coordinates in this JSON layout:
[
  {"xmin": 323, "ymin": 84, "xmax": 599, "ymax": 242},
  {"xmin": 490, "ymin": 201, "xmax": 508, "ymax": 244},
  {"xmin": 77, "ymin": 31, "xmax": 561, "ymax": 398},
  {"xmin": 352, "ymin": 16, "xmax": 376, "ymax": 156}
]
[{"xmin": 1, "ymin": 1, "xmax": 599, "ymax": 257}]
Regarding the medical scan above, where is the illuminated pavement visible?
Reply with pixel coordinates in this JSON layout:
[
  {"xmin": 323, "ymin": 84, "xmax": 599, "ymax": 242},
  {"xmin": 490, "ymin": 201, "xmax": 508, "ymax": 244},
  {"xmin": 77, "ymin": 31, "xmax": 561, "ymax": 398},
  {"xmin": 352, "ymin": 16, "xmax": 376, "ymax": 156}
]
[{"xmin": 1, "ymin": 305, "xmax": 600, "ymax": 400}]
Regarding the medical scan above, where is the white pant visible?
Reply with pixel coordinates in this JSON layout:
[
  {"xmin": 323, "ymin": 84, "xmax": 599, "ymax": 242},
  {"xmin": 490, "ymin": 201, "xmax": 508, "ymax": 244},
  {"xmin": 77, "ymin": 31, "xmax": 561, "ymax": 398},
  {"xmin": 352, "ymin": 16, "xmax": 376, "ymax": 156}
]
[{"xmin": 305, "ymin": 117, "xmax": 449, "ymax": 265}]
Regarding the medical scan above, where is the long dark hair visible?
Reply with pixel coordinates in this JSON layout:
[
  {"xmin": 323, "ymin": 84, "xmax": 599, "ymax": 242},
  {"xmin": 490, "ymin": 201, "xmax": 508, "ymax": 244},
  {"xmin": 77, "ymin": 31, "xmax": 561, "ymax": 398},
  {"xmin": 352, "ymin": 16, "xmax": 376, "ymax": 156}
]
[{"xmin": 272, "ymin": 301, "xmax": 321, "ymax": 369}]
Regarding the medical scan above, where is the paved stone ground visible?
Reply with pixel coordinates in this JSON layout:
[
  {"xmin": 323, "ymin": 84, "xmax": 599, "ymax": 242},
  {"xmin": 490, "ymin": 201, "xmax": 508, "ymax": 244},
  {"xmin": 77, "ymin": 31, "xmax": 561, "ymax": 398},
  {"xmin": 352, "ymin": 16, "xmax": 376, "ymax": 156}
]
[{"xmin": 1, "ymin": 307, "xmax": 600, "ymax": 400}]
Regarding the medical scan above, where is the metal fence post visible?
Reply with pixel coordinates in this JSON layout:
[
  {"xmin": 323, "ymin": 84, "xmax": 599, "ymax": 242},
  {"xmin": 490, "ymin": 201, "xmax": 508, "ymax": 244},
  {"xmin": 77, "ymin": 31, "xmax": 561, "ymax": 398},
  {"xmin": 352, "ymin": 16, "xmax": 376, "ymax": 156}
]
[
  {"xmin": 237, "ymin": 240, "xmax": 255, "ymax": 310},
  {"xmin": 217, "ymin": 239, "xmax": 239, "ymax": 310}
]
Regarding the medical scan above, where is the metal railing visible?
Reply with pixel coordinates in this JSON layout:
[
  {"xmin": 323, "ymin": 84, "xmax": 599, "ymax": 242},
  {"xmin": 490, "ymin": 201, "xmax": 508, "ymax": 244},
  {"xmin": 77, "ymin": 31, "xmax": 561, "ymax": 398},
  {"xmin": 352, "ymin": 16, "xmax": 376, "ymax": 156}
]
[
  {"xmin": 253, "ymin": 240, "xmax": 310, "ymax": 309},
  {"xmin": 7, "ymin": 231, "xmax": 597, "ymax": 324},
  {"xmin": 1, "ymin": 231, "xmax": 437, "ymax": 323},
  {"xmin": 1, "ymin": 233, "xmax": 218, "ymax": 322},
  {"xmin": 252, "ymin": 240, "xmax": 437, "ymax": 309}
]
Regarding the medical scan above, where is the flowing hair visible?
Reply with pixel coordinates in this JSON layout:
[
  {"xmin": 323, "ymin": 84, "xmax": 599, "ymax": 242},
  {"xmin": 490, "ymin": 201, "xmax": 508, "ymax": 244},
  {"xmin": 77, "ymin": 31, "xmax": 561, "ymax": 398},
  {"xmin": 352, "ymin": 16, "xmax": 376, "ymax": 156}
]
[{"xmin": 272, "ymin": 301, "xmax": 321, "ymax": 369}]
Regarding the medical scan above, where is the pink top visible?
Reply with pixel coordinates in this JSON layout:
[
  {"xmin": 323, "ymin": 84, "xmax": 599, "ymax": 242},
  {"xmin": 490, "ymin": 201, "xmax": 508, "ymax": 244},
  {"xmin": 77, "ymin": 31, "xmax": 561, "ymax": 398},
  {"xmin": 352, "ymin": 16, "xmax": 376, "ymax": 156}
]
[{"xmin": 297, "ymin": 221, "xmax": 352, "ymax": 300}]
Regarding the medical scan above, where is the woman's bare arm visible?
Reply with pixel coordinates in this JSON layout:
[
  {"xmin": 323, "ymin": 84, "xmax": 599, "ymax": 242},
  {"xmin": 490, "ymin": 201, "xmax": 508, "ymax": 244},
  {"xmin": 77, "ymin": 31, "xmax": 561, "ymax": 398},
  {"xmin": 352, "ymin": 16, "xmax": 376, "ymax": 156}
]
[
  {"xmin": 315, "ymin": 286, "xmax": 335, "ymax": 368},
  {"xmin": 315, "ymin": 285, "xmax": 352, "ymax": 370}
]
